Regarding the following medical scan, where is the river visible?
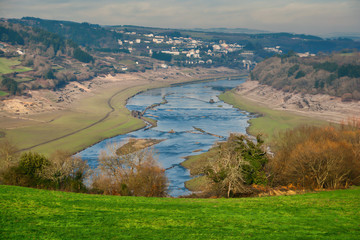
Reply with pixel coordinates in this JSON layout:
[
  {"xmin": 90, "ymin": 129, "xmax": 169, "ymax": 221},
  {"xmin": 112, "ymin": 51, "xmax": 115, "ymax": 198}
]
[{"xmin": 77, "ymin": 77, "xmax": 252, "ymax": 197}]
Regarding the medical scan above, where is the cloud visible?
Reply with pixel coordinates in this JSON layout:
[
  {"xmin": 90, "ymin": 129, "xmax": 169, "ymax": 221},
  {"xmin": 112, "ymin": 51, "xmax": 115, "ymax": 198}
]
[{"xmin": 0, "ymin": 0, "xmax": 359, "ymax": 34}]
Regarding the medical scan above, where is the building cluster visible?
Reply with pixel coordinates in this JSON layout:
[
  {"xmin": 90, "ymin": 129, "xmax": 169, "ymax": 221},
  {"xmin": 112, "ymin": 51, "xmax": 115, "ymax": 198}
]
[{"xmin": 111, "ymin": 29, "xmax": 316, "ymax": 69}]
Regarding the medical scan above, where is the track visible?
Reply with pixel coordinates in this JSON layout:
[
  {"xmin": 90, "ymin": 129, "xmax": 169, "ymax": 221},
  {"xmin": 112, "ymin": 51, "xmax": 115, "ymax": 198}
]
[{"xmin": 19, "ymin": 86, "xmax": 135, "ymax": 152}]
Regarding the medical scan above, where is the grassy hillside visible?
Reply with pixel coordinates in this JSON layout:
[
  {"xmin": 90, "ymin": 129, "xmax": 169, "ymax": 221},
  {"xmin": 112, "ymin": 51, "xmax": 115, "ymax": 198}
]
[
  {"xmin": 0, "ymin": 185, "xmax": 359, "ymax": 239},
  {"xmin": 0, "ymin": 57, "xmax": 32, "ymax": 74}
]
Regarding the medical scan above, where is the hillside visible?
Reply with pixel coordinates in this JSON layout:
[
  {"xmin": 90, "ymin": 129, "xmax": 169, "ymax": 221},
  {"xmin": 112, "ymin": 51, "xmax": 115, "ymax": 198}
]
[
  {"xmin": 250, "ymin": 52, "xmax": 360, "ymax": 101},
  {"xmin": 9, "ymin": 17, "xmax": 122, "ymax": 48},
  {"xmin": 1, "ymin": 185, "xmax": 359, "ymax": 239},
  {"xmin": 0, "ymin": 20, "xmax": 96, "ymax": 95}
]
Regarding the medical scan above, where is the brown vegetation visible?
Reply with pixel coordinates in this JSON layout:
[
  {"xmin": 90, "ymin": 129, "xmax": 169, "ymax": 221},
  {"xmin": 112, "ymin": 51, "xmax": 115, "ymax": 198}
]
[
  {"xmin": 92, "ymin": 141, "xmax": 168, "ymax": 197},
  {"xmin": 268, "ymin": 120, "xmax": 360, "ymax": 190},
  {"xmin": 251, "ymin": 52, "xmax": 360, "ymax": 100},
  {"xmin": 191, "ymin": 134, "xmax": 269, "ymax": 198},
  {"xmin": 0, "ymin": 140, "xmax": 89, "ymax": 192}
]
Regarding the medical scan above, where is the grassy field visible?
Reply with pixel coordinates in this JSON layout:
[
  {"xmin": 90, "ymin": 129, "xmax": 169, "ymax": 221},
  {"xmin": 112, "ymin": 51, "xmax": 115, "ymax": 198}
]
[
  {"xmin": 2, "ymin": 84, "xmax": 153, "ymax": 155},
  {"xmin": 219, "ymin": 90, "xmax": 328, "ymax": 143},
  {"xmin": 0, "ymin": 185, "xmax": 359, "ymax": 239},
  {"xmin": 0, "ymin": 57, "xmax": 32, "ymax": 74},
  {"xmin": 0, "ymin": 90, "xmax": 8, "ymax": 96}
]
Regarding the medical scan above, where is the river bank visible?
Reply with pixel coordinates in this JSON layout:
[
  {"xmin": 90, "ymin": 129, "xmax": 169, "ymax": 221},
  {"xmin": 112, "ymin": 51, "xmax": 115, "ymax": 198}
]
[
  {"xmin": 182, "ymin": 80, "xmax": 335, "ymax": 193},
  {"xmin": 77, "ymin": 77, "xmax": 251, "ymax": 196},
  {"xmin": 0, "ymin": 67, "xmax": 244, "ymax": 155}
]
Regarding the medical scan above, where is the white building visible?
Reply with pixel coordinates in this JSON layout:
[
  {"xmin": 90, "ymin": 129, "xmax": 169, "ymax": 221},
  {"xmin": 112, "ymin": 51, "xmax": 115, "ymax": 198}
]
[
  {"xmin": 153, "ymin": 38, "xmax": 164, "ymax": 44},
  {"xmin": 213, "ymin": 45, "xmax": 221, "ymax": 51}
]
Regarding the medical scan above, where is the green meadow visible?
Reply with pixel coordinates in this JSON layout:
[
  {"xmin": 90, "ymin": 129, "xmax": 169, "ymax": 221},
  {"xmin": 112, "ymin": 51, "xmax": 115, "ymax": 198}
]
[
  {"xmin": 0, "ymin": 185, "xmax": 359, "ymax": 239},
  {"xmin": 3, "ymin": 85, "xmax": 151, "ymax": 155},
  {"xmin": 0, "ymin": 57, "xmax": 32, "ymax": 74},
  {"xmin": 219, "ymin": 90, "xmax": 327, "ymax": 143},
  {"xmin": 0, "ymin": 90, "xmax": 8, "ymax": 96}
]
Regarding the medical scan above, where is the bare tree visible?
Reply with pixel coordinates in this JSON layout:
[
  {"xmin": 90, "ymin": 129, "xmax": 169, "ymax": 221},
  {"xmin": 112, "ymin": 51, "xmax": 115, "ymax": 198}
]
[
  {"xmin": 0, "ymin": 139, "xmax": 19, "ymax": 183},
  {"xmin": 93, "ymin": 140, "xmax": 168, "ymax": 197},
  {"xmin": 41, "ymin": 150, "xmax": 90, "ymax": 191}
]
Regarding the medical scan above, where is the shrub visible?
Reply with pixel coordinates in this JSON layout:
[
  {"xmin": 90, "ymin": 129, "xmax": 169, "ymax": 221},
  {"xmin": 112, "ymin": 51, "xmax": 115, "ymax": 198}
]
[
  {"xmin": 268, "ymin": 124, "xmax": 360, "ymax": 189},
  {"xmin": 295, "ymin": 70, "xmax": 306, "ymax": 79},
  {"xmin": 92, "ymin": 141, "xmax": 168, "ymax": 197},
  {"xmin": 196, "ymin": 134, "xmax": 269, "ymax": 198},
  {"xmin": 41, "ymin": 150, "xmax": 89, "ymax": 192},
  {"xmin": 3, "ymin": 152, "xmax": 51, "ymax": 187},
  {"xmin": 0, "ymin": 139, "xmax": 19, "ymax": 183}
]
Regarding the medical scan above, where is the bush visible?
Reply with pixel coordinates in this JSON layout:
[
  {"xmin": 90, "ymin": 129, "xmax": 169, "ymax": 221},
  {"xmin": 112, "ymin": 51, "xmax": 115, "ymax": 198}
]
[
  {"xmin": 73, "ymin": 47, "xmax": 94, "ymax": 63},
  {"xmin": 288, "ymin": 65, "xmax": 299, "ymax": 77},
  {"xmin": 195, "ymin": 134, "xmax": 269, "ymax": 198},
  {"xmin": 3, "ymin": 152, "xmax": 50, "ymax": 187},
  {"xmin": 92, "ymin": 142, "xmax": 168, "ymax": 197},
  {"xmin": 41, "ymin": 150, "xmax": 89, "ymax": 192},
  {"xmin": 268, "ymin": 123, "xmax": 360, "ymax": 189},
  {"xmin": 0, "ymin": 139, "xmax": 19, "ymax": 183},
  {"xmin": 295, "ymin": 70, "xmax": 306, "ymax": 79}
]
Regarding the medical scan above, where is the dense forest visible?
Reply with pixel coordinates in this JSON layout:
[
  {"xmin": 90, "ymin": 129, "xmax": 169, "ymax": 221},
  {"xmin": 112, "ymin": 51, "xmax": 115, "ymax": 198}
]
[
  {"xmin": 9, "ymin": 17, "xmax": 122, "ymax": 48},
  {"xmin": 250, "ymin": 51, "xmax": 360, "ymax": 100}
]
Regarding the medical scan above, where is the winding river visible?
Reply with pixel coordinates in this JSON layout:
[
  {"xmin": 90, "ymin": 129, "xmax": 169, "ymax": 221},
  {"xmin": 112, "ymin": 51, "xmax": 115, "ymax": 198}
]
[{"xmin": 77, "ymin": 77, "xmax": 252, "ymax": 196}]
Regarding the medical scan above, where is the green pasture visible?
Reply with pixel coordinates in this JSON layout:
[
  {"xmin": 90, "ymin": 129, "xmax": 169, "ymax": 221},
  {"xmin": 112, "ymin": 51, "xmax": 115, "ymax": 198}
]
[
  {"xmin": 219, "ymin": 91, "xmax": 327, "ymax": 143},
  {"xmin": 3, "ymin": 85, "xmax": 151, "ymax": 155},
  {"xmin": 0, "ymin": 57, "xmax": 32, "ymax": 74},
  {"xmin": 1, "ymin": 82, "xmax": 170, "ymax": 156},
  {"xmin": 0, "ymin": 90, "xmax": 8, "ymax": 96},
  {"xmin": 1, "ymin": 185, "xmax": 359, "ymax": 239}
]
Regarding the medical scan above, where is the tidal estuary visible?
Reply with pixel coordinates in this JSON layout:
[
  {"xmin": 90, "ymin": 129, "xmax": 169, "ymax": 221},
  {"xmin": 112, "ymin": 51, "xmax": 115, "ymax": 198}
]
[{"xmin": 77, "ymin": 77, "xmax": 252, "ymax": 196}]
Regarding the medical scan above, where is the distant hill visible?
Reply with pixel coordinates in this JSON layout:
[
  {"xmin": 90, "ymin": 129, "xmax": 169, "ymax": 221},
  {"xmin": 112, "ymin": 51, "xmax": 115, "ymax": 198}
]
[
  {"xmin": 5, "ymin": 17, "xmax": 360, "ymax": 55},
  {"xmin": 8, "ymin": 17, "xmax": 122, "ymax": 48},
  {"xmin": 190, "ymin": 27, "xmax": 270, "ymax": 34},
  {"xmin": 250, "ymin": 51, "xmax": 360, "ymax": 101}
]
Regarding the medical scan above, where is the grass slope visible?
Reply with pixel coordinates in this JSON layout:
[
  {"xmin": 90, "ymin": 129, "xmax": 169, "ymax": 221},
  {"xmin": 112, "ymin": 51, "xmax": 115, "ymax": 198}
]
[
  {"xmin": 0, "ymin": 90, "xmax": 9, "ymax": 96},
  {"xmin": 0, "ymin": 185, "xmax": 359, "ymax": 239},
  {"xmin": 219, "ymin": 90, "xmax": 327, "ymax": 143},
  {"xmin": 3, "ymin": 85, "xmax": 150, "ymax": 155},
  {"xmin": 0, "ymin": 57, "xmax": 32, "ymax": 74}
]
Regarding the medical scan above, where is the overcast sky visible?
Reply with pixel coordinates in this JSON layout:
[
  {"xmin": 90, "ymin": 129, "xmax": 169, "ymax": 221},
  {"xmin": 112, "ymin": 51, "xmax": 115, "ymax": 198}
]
[{"xmin": 1, "ymin": 0, "xmax": 359, "ymax": 35}]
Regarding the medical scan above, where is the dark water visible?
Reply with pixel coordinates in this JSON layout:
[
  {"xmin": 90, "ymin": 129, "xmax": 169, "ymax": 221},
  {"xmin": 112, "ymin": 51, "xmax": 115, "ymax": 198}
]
[{"xmin": 77, "ymin": 77, "xmax": 252, "ymax": 196}]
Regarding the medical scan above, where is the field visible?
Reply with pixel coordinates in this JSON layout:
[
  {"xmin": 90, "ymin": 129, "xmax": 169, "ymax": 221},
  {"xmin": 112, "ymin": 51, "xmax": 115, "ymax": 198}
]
[
  {"xmin": 0, "ymin": 57, "xmax": 32, "ymax": 74},
  {"xmin": 0, "ymin": 90, "xmax": 8, "ymax": 96},
  {"xmin": 3, "ymin": 84, "xmax": 151, "ymax": 155},
  {"xmin": 0, "ymin": 185, "xmax": 359, "ymax": 239},
  {"xmin": 219, "ymin": 90, "xmax": 327, "ymax": 143},
  {"xmin": 1, "ymin": 69, "xmax": 243, "ymax": 156}
]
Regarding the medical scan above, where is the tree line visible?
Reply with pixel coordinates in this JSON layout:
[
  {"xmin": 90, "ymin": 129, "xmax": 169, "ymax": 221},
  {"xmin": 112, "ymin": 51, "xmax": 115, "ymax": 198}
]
[
  {"xmin": 1, "ymin": 120, "xmax": 359, "ymax": 198},
  {"xmin": 186, "ymin": 119, "xmax": 360, "ymax": 198},
  {"xmin": 0, "ymin": 139, "xmax": 167, "ymax": 197}
]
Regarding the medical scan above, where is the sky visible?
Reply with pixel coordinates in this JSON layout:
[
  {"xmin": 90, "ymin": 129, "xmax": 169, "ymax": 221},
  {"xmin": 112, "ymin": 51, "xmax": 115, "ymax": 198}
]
[{"xmin": 1, "ymin": 0, "xmax": 359, "ymax": 35}]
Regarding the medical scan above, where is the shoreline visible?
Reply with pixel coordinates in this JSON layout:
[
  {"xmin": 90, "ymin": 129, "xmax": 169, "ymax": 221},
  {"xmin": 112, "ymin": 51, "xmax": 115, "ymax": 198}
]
[
  {"xmin": 0, "ymin": 67, "xmax": 246, "ymax": 155},
  {"xmin": 73, "ymin": 74, "xmax": 247, "ymax": 156},
  {"xmin": 72, "ymin": 74, "xmax": 247, "ymax": 156},
  {"xmin": 182, "ymin": 79, "xmax": 341, "ymax": 193}
]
